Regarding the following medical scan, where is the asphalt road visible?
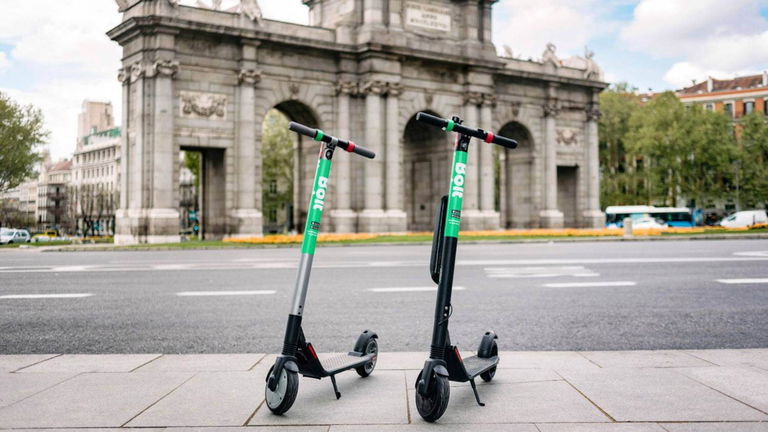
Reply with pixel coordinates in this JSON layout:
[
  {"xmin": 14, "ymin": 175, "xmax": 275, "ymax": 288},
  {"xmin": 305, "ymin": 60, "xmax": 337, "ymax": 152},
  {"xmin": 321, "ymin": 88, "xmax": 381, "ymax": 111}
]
[{"xmin": 1, "ymin": 239, "xmax": 767, "ymax": 354}]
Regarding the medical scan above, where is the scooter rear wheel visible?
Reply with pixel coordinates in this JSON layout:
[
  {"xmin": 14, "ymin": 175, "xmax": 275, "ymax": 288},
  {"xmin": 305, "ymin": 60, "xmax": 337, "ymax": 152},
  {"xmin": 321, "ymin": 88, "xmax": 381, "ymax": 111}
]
[
  {"xmin": 480, "ymin": 340, "xmax": 498, "ymax": 382},
  {"xmin": 265, "ymin": 367, "xmax": 299, "ymax": 415},
  {"xmin": 415, "ymin": 372, "xmax": 450, "ymax": 422},
  {"xmin": 355, "ymin": 338, "xmax": 378, "ymax": 377}
]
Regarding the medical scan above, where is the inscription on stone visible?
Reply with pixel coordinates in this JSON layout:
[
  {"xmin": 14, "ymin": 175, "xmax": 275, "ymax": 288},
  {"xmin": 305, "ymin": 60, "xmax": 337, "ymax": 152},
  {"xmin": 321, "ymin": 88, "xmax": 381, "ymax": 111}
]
[
  {"xmin": 405, "ymin": 2, "xmax": 451, "ymax": 32},
  {"xmin": 179, "ymin": 91, "xmax": 227, "ymax": 120}
]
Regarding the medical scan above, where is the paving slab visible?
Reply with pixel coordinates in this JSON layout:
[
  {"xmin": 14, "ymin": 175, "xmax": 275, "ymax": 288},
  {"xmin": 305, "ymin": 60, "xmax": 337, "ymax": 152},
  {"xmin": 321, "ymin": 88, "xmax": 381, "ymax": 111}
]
[
  {"xmin": 331, "ymin": 425, "xmax": 538, "ymax": 431},
  {"xmin": 581, "ymin": 350, "xmax": 712, "ymax": 369},
  {"xmin": 176, "ymin": 428, "xmax": 328, "ymax": 432},
  {"xmin": 17, "ymin": 354, "xmax": 161, "ymax": 373},
  {"xmin": 559, "ymin": 368, "xmax": 768, "ymax": 422},
  {"xmin": 660, "ymin": 423, "xmax": 768, "ymax": 432},
  {"xmin": 499, "ymin": 351, "xmax": 600, "ymax": 370},
  {"xmin": 0, "ymin": 354, "xmax": 59, "ymax": 372},
  {"xmin": 376, "ymin": 352, "xmax": 428, "ymax": 370},
  {"xmin": 674, "ymin": 366, "xmax": 768, "ymax": 413},
  {"xmin": 128, "ymin": 366, "xmax": 270, "ymax": 426},
  {"xmin": 407, "ymin": 380, "xmax": 607, "ymax": 423},
  {"xmin": 135, "ymin": 353, "xmax": 265, "ymax": 372},
  {"xmin": 0, "ymin": 372, "xmax": 192, "ymax": 428},
  {"xmin": 685, "ymin": 349, "xmax": 768, "ymax": 370},
  {"xmin": 249, "ymin": 370, "xmax": 407, "ymax": 426},
  {"xmin": 537, "ymin": 423, "xmax": 666, "ymax": 432},
  {"xmin": 405, "ymin": 367, "xmax": 562, "ymax": 387},
  {"xmin": 0, "ymin": 373, "xmax": 75, "ymax": 407}
]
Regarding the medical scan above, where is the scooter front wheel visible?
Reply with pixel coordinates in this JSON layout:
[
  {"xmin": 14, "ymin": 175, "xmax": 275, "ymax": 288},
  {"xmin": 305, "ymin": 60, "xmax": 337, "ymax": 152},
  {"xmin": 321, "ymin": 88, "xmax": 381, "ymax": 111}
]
[
  {"xmin": 415, "ymin": 372, "xmax": 450, "ymax": 422},
  {"xmin": 265, "ymin": 367, "xmax": 299, "ymax": 415},
  {"xmin": 355, "ymin": 338, "xmax": 378, "ymax": 377}
]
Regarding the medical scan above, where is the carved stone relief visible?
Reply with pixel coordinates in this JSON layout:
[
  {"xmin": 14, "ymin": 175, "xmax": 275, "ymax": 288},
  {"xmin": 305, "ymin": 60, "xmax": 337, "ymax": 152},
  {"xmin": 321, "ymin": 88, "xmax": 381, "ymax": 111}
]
[
  {"xmin": 556, "ymin": 128, "xmax": 579, "ymax": 146},
  {"xmin": 180, "ymin": 91, "xmax": 228, "ymax": 120}
]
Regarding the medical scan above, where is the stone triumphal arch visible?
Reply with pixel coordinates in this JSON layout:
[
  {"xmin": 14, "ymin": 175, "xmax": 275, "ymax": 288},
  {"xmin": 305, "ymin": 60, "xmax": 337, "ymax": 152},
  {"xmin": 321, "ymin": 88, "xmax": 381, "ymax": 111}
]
[{"xmin": 109, "ymin": 0, "xmax": 606, "ymax": 244}]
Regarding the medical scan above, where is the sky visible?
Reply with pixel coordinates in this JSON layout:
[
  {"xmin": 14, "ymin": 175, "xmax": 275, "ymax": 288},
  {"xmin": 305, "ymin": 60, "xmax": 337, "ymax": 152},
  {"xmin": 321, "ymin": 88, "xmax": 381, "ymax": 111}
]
[{"xmin": 0, "ymin": 0, "xmax": 767, "ymax": 160}]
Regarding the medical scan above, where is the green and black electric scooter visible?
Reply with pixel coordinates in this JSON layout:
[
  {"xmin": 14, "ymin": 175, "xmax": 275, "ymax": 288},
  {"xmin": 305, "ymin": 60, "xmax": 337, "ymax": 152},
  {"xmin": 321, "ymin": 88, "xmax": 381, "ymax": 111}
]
[
  {"xmin": 413, "ymin": 112, "xmax": 518, "ymax": 422},
  {"xmin": 265, "ymin": 121, "xmax": 379, "ymax": 415}
]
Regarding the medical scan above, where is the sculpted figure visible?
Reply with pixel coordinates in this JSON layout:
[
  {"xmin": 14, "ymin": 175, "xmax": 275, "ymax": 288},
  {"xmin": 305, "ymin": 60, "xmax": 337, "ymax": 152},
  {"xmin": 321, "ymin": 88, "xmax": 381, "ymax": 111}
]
[
  {"xmin": 542, "ymin": 42, "xmax": 559, "ymax": 67},
  {"xmin": 584, "ymin": 47, "xmax": 602, "ymax": 80},
  {"xmin": 241, "ymin": 0, "xmax": 264, "ymax": 24},
  {"xmin": 503, "ymin": 45, "xmax": 513, "ymax": 58}
]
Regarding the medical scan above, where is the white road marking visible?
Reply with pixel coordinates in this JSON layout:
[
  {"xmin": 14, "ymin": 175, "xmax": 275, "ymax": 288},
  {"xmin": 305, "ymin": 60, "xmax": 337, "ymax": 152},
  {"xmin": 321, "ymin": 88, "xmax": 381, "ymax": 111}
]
[
  {"xmin": 176, "ymin": 290, "xmax": 276, "ymax": 297},
  {"xmin": 485, "ymin": 266, "xmax": 598, "ymax": 278},
  {"xmin": 542, "ymin": 281, "xmax": 636, "ymax": 288},
  {"xmin": 0, "ymin": 256, "xmax": 766, "ymax": 274},
  {"xmin": 716, "ymin": 278, "xmax": 768, "ymax": 284},
  {"xmin": 368, "ymin": 286, "xmax": 466, "ymax": 293},
  {"xmin": 733, "ymin": 251, "xmax": 768, "ymax": 257},
  {"xmin": 0, "ymin": 293, "xmax": 93, "ymax": 299}
]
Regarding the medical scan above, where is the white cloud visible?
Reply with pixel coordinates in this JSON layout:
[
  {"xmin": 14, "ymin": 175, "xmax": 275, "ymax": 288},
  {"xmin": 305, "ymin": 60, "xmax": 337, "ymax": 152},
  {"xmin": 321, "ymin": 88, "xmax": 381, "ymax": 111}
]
[
  {"xmin": 0, "ymin": 52, "xmax": 9, "ymax": 72},
  {"xmin": 620, "ymin": 0, "xmax": 768, "ymax": 87},
  {"xmin": 492, "ymin": 0, "xmax": 622, "ymax": 60}
]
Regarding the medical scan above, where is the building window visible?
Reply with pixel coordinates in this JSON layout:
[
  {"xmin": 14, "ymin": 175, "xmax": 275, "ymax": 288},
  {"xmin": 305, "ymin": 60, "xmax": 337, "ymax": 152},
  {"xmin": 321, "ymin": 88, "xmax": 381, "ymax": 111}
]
[
  {"xmin": 724, "ymin": 102, "xmax": 734, "ymax": 117},
  {"xmin": 705, "ymin": 103, "xmax": 714, "ymax": 111},
  {"xmin": 744, "ymin": 101, "xmax": 754, "ymax": 115},
  {"xmin": 268, "ymin": 180, "xmax": 277, "ymax": 195},
  {"xmin": 764, "ymin": 99, "xmax": 768, "ymax": 116}
]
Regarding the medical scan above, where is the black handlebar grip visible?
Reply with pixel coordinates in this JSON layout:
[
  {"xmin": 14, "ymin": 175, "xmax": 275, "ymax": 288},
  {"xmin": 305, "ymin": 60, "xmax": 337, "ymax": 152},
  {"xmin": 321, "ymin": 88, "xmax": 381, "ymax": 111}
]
[
  {"xmin": 288, "ymin": 121, "xmax": 317, "ymax": 139},
  {"xmin": 492, "ymin": 135, "xmax": 518, "ymax": 149},
  {"xmin": 346, "ymin": 141, "xmax": 375, "ymax": 159},
  {"xmin": 415, "ymin": 112, "xmax": 447, "ymax": 128}
]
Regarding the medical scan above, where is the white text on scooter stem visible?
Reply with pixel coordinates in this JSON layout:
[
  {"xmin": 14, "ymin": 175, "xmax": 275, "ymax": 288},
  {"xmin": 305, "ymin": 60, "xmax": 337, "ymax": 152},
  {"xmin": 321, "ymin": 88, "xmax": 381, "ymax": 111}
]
[{"xmin": 451, "ymin": 163, "xmax": 466, "ymax": 198}]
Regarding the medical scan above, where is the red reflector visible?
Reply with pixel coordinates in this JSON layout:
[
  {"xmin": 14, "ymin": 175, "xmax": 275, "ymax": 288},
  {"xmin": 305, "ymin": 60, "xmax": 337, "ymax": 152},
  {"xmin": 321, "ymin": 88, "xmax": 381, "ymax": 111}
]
[
  {"xmin": 347, "ymin": 141, "xmax": 356, "ymax": 152},
  {"xmin": 454, "ymin": 346, "xmax": 462, "ymax": 361},
  {"xmin": 307, "ymin": 343, "xmax": 318, "ymax": 358},
  {"xmin": 485, "ymin": 132, "xmax": 494, "ymax": 143}
]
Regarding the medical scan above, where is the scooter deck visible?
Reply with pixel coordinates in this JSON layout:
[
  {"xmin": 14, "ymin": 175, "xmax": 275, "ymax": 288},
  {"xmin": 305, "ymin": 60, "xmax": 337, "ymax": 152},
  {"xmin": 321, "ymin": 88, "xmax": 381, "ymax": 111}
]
[
  {"xmin": 462, "ymin": 355, "xmax": 498, "ymax": 379},
  {"xmin": 320, "ymin": 352, "xmax": 376, "ymax": 375}
]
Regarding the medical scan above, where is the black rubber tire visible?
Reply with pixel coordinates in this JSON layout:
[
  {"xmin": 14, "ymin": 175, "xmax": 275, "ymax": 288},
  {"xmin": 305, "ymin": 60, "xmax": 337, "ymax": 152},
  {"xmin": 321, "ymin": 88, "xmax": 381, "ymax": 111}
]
[
  {"xmin": 480, "ymin": 341, "xmax": 498, "ymax": 382},
  {"xmin": 355, "ymin": 338, "xmax": 378, "ymax": 377},
  {"xmin": 415, "ymin": 372, "xmax": 450, "ymax": 422},
  {"xmin": 265, "ymin": 367, "xmax": 299, "ymax": 415}
]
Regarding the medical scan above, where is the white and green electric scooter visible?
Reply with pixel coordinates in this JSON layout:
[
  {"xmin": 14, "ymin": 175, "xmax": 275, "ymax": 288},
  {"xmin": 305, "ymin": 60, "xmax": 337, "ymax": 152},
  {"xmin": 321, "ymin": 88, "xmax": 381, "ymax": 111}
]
[{"xmin": 265, "ymin": 121, "xmax": 379, "ymax": 415}]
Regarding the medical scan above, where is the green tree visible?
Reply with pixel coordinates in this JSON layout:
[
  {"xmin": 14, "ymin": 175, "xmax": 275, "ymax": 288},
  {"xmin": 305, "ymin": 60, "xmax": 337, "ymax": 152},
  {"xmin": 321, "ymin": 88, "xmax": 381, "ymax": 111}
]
[
  {"xmin": 625, "ymin": 92, "xmax": 736, "ymax": 207},
  {"xmin": 0, "ymin": 92, "xmax": 47, "ymax": 192},
  {"xmin": 738, "ymin": 112, "xmax": 768, "ymax": 208},
  {"xmin": 598, "ymin": 82, "xmax": 642, "ymax": 206},
  {"xmin": 261, "ymin": 109, "xmax": 294, "ymax": 231}
]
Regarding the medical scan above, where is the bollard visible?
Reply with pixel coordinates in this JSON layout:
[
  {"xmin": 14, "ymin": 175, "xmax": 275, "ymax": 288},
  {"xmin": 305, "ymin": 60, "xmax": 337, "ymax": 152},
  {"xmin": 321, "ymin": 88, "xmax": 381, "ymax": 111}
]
[{"xmin": 623, "ymin": 217, "xmax": 633, "ymax": 237}]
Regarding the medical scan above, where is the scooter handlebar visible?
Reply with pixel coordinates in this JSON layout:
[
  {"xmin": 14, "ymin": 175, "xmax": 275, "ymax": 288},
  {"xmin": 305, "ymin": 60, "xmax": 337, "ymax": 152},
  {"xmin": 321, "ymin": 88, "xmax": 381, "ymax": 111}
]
[
  {"xmin": 415, "ymin": 112, "xmax": 518, "ymax": 150},
  {"xmin": 288, "ymin": 121, "xmax": 375, "ymax": 159}
]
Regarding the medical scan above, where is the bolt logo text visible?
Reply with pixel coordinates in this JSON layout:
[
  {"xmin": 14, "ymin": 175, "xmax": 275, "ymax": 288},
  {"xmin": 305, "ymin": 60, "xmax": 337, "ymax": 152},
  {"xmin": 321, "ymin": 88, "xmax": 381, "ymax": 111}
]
[
  {"xmin": 313, "ymin": 176, "xmax": 328, "ymax": 210},
  {"xmin": 451, "ymin": 163, "xmax": 466, "ymax": 198}
]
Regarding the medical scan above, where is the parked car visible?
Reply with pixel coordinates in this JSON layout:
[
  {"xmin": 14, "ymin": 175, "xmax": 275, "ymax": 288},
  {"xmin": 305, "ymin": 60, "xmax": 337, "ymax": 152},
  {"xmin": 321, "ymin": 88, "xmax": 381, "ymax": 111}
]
[
  {"xmin": 0, "ymin": 229, "xmax": 31, "ymax": 244},
  {"xmin": 719, "ymin": 210, "xmax": 768, "ymax": 228},
  {"xmin": 631, "ymin": 216, "xmax": 668, "ymax": 229},
  {"xmin": 32, "ymin": 230, "xmax": 60, "ymax": 242}
]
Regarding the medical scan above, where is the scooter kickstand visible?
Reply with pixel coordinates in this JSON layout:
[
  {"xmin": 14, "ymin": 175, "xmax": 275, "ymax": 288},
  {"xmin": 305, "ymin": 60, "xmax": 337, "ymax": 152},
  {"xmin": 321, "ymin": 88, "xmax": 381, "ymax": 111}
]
[
  {"xmin": 469, "ymin": 379, "xmax": 485, "ymax": 407},
  {"xmin": 330, "ymin": 375, "xmax": 342, "ymax": 400}
]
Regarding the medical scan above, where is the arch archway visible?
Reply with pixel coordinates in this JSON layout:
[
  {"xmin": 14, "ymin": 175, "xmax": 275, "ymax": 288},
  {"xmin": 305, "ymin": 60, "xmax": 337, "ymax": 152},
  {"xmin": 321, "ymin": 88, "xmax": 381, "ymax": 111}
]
[
  {"xmin": 498, "ymin": 121, "xmax": 535, "ymax": 228},
  {"xmin": 402, "ymin": 111, "xmax": 453, "ymax": 231},
  {"xmin": 261, "ymin": 100, "xmax": 322, "ymax": 234}
]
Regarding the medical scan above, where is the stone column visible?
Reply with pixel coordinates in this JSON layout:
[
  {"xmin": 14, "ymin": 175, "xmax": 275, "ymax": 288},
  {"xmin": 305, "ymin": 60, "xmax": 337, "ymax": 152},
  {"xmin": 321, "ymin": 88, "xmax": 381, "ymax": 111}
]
[
  {"xmin": 539, "ymin": 86, "xmax": 564, "ymax": 228},
  {"xmin": 385, "ymin": 82, "xmax": 407, "ymax": 232},
  {"xmin": 114, "ymin": 67, "xmax": 133, "ymax": 245},
  {"xmin": 229, "ymin": 63, "xmax": 263, "ymax": 237},
  {"xmin": 330, "ymin": 80, "xmax": 358, "ymax": 232},
  {"xmin": 582, "ymin": 102, "xmax": 604, "ymax": 227},
  {"xmin": 479, "ymin": 93, "xmax": 500, "ymax": 229},
  {"xmin": 358, "ymin": 80, "xmax": 387, "ymax": 232},
  {"xmin": 461, "ymin": 92, "xmax": 483, "ymax": 230},
  {"xmin": 147, "ymin": 58, "xmax": 181, "ymax": 243}
]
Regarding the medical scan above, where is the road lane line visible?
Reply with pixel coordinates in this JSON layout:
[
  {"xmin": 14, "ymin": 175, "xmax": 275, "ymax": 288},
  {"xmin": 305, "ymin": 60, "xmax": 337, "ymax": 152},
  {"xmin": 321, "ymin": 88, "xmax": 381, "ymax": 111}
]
[
  {"xmin": 0, "ymin": 293, "xmax": 93, "ymax": 299},
  {"xmin": 176, "ymin": 290, "xmax": 276, "ymax": 296},
  {"xmin": 368, "ymin": 286, "xmax": 466, "ymax": 293},
  {"xmin": 716, "ymin": 278, "xmax": 768, "ymax": 284},
  {"xmin": 542, "ymin": 281, "xmax": 636, "ymax": 288}
]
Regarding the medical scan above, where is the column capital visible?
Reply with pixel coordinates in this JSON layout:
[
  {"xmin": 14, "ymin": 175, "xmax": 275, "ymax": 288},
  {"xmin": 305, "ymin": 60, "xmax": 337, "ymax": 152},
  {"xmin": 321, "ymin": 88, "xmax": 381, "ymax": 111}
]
[
  {"xmin": 464, "ymin": 91, "xmax": 484, "ymax": 106},
  {"xmin": 117, "ymin": 67, "xmax": 129, "ymax": 85},
  {"xmin": 482, "ymin": 93, "xmax": 497, "ymax": 107},
  {"xmin": 129, "ymin": 61, "xmax": 145, "ymax": 83},
  {"xmin": 335, "ymin": 80, "xmax": 359, "ymax": 96},
  {"xmin": 361, "ymin": 80, "xmax": 387, "ymax": 95},
  {"xmin": 387, "ymin": 82, "xmax": 404, "ymax": 97},
  {"xmin": 543, "ymin": 101, "xmax": 560, "ymax": 118},
  {"xmin": 585, "ymin": 103, "xmax": 601, "ymax": 122},
  {"xmin": 238, "ymin": 69, "xmax": 262, "ymax": 86},
  {"xmin": 149, "ymin": 59, "xmax": 179, "ymax": 79}
]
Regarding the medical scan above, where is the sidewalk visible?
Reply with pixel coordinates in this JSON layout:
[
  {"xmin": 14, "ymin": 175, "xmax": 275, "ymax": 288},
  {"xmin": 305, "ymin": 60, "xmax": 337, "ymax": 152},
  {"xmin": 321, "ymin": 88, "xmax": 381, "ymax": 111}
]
[{"xmin": 1, "ymin": 350, "xmax": 767, "ymax": 431}]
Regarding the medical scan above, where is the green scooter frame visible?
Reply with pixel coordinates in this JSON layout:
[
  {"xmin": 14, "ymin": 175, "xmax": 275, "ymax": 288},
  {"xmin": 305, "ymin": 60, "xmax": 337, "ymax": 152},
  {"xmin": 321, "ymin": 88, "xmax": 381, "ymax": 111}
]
[
  {"xmin": 265, "ymin": 122, "xmax": 379, "ymax": 415},
  {"xmin": 413, "ymin": 112, "xmax": 518, "ymax": 422}
]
